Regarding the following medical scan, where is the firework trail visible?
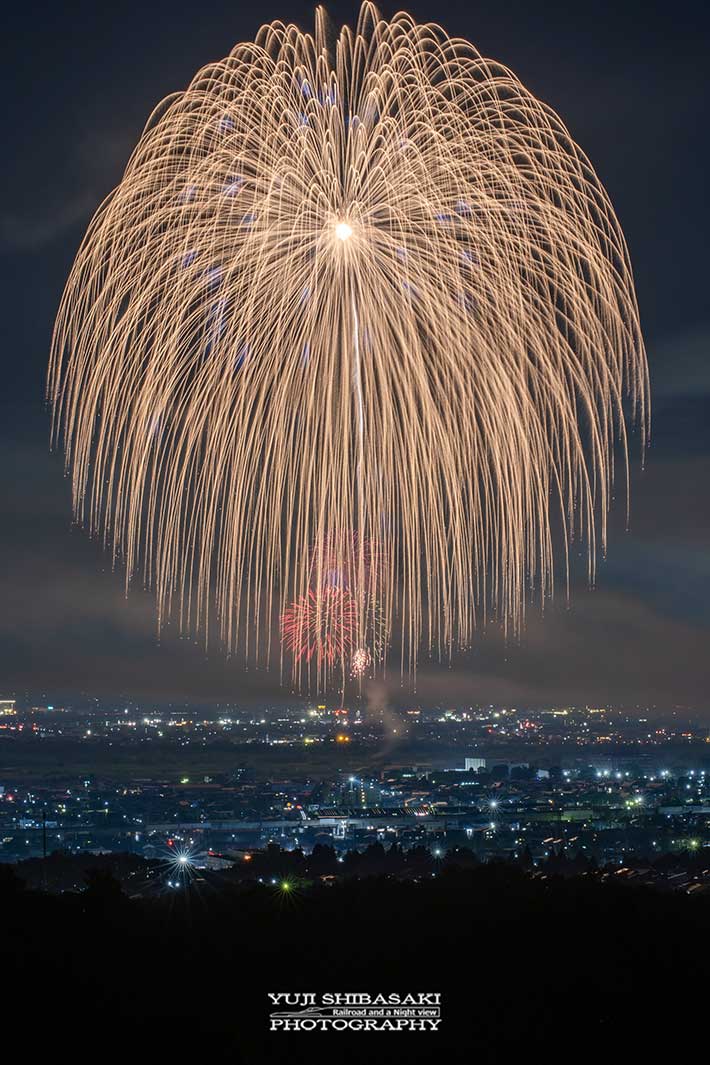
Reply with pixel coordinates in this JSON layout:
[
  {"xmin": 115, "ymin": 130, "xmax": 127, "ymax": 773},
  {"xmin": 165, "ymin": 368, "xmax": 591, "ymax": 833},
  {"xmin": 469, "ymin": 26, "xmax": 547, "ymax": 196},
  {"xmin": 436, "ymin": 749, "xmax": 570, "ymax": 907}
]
[{"xmin": 49, "ymin": 4, "xmax": 648, "ymax": 691}]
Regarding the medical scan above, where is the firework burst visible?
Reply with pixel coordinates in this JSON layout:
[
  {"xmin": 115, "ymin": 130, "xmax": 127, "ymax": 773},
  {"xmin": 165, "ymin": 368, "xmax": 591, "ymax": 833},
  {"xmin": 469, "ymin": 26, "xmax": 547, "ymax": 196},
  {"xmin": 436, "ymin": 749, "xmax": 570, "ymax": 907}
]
[
  {"xmin": 281, "ymin": 586, "xmax": 358, "ymax": 682},
  {"xmin": 283, "ymin": 532, "xmax": 388, "ymax": 682},
  {"xmin": 350, "ymin": 646, "xmax": 372, "ymax": 679},
  {"xmin": 49, "ymin": 3, "xmax": 648, "ymax": 691}
]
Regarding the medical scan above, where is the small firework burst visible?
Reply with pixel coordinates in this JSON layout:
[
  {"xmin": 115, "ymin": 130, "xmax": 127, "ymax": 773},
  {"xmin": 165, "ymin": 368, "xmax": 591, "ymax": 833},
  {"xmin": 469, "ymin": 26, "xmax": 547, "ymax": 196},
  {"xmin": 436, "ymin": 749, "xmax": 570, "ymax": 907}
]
[
  {"xmin": 281, "ymin": 586, "xmax": 358, "ymax": 670},
  {"xmin": 350, "ymin": 646, "xmax": 372, "ymax": 678}
]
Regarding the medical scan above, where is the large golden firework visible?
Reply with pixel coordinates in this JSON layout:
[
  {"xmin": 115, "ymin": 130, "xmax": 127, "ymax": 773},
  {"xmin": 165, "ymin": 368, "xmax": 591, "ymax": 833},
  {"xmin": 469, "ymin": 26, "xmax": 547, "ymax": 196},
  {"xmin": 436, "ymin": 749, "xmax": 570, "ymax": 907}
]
[{"xmin": 49, "ymin": 4, "xmax": 648, "ymax": 690}]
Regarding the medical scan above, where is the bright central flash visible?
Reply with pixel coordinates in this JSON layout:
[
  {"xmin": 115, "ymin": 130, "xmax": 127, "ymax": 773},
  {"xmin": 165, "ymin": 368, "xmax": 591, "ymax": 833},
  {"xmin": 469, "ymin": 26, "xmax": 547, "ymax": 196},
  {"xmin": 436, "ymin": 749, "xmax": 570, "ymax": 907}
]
[{"xmin": 335, "ymin": 221, "xmax": 353, "ymax": 241}]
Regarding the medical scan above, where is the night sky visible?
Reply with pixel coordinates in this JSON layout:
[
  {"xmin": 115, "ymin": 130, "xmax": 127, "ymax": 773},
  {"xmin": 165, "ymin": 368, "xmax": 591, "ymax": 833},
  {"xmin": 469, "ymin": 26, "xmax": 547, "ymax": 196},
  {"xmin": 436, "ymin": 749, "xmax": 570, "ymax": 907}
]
[{"xmin": 2, "ymin": 1, "xmax": 708, "ymax": 711}]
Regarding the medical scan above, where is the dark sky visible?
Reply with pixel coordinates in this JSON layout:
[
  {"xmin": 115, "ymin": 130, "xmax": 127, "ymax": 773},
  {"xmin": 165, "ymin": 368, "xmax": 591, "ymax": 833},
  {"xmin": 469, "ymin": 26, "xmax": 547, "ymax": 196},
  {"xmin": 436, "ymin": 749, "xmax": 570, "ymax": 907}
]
[{"xmin": 2, "ymin": 1, "xmax": 708, "ymax": 711}]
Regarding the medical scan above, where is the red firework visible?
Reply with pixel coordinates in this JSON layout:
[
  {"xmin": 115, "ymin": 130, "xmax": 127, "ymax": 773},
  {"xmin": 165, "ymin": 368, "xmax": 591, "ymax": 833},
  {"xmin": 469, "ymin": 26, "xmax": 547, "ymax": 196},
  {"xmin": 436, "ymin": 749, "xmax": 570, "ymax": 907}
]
[{"xmin": 281, "ymin": 586, "xmax": 358, "ymax": 666}]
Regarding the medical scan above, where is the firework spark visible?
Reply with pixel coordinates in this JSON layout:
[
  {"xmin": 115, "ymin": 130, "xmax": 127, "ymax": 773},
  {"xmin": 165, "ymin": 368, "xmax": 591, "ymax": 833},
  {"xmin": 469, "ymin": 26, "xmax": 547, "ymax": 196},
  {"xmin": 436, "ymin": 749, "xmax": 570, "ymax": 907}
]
[{"xmin": 49, "ymin": 3, "xmax": 648, "ymax": 691}]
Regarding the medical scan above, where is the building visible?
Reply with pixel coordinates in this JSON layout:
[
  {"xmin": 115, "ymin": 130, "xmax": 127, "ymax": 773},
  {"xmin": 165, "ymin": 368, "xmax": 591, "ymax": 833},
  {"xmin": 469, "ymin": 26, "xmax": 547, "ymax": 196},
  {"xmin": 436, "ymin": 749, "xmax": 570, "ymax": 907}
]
[{"xmin": 465, "ymin": 758, "xmax": 486, "ymax": 773}]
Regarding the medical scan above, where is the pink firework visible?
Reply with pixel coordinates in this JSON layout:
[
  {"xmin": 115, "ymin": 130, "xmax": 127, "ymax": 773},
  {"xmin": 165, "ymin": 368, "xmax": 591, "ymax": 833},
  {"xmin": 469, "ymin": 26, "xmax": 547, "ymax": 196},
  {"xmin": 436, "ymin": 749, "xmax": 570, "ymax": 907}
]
[{"xmin": 281, "ymin": 587, "xmax": 358, "ymax": 667}]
